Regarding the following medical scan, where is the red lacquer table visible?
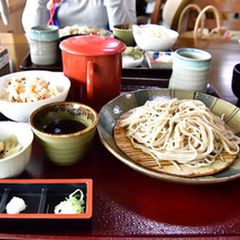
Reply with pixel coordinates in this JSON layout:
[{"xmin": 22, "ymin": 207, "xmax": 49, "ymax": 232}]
[{"xmin": 0, "ymin": 33, "xmax": 240, "ymax": 239}]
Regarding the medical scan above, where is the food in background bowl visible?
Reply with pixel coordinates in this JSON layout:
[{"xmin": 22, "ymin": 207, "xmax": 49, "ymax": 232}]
[
  {"xmin": 59, "ymin": 25, "xmax": 112, "ymax": 37},
  {"xmin": 132, "ymin": 24, "xmax": 179, "ymax": 51},
  {"xmin": 0, "ymin": 71, "xmax": 71, "ymax": 122}
]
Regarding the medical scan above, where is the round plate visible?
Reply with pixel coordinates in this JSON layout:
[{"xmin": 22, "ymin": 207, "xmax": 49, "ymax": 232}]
[{"xmin": 97, "ymin": 89, "xmax": 240, "ymax": 185}]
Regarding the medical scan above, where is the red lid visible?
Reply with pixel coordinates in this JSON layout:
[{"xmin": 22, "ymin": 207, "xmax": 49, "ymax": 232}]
[{"xmin": 60, "ymin": 35, "xmax": 126, "ymax": 56}]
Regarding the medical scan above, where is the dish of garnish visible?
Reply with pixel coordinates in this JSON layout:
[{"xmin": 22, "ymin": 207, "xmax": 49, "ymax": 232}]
[
  {"xmin": 122, "ymin": 47, "xmax": 144, "ymax": 68},
  {"xmin": 98, "ymin": 89, "xmax": 240, "ymax": 184},
  {"xmin": 0, "ymin": 179, "xmax": 92, "ymax": 219}
]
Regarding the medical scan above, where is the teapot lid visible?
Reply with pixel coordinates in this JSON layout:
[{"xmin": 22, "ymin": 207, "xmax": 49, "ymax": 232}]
[{"xmin": 60, "ymin": 35, "xmax": 126, "ymax": 56}]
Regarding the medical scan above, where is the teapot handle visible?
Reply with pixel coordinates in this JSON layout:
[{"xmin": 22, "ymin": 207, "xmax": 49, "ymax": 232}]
[{"xmin": 86, "ymin": 60, "xmax": 94, "ymax": 103}]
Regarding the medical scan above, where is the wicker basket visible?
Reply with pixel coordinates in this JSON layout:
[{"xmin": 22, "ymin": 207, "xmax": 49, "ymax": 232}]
[{"xmin": 177, "ymin": 4, "xmax": 225, "ymax": 39}]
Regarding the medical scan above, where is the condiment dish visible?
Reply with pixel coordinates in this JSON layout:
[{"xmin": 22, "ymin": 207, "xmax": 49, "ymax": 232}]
[
  {"xmin": 145, "ymin": 51, "xmax": 173, "ymax": 69},
  {"xmin": 122, "ymin": 47, "xmax": 144, "ymax": 68},
  {"xmin": 0, "ymin": 179, "xmax": 92, "ymax": 220},
  {"xmin": 122, "ymin": 55, "xmax": 144, "ymax": 68}
]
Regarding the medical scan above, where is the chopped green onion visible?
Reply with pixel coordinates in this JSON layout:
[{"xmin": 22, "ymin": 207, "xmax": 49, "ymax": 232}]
[{"xmin": 54, "ymin": 189, "xmax": 85, "ymax": 214}]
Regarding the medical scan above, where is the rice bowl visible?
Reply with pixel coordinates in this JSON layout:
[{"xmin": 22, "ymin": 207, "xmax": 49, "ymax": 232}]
[{"xmin": 0, "ymin": 71, "xmax": 71, "ymax": 122}]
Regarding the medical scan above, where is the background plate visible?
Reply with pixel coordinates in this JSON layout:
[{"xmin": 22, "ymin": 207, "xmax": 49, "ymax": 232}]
[{"xmin": 97, "ymin": 89, "xmax": 240, "ymax": 184}]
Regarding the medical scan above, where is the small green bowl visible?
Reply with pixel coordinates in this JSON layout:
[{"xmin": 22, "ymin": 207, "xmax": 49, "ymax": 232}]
[
  {"xmin": 30, "ymin": 102, "xmax": 98, "ymax": 166},
  {"xmin": 113, "ymin": 24, "xmax": 135, "ymax": 46}
]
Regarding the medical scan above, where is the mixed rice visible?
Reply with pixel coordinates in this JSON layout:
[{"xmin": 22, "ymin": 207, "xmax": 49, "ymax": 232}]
[{"xmin": 1, "ymin": 76, "xmax": 58, "ymax": 103}]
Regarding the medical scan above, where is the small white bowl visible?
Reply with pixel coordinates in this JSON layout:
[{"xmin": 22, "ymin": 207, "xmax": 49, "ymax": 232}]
[
  {"xmin": 122, "ymin": 55, "xmax": 144, "ymax": 68},
  {"xmin": 0, "ymin": 71, "xmax": 71, "ymax": 122},
  {"xmin": 132, "ymin": 24, "xmax": 179, "ymax": 51},
  {"xmin": 0, "ymin": 121, "xmax": 34, "ymax": 178},
  {"xmin": 122, "ymin": 46, "xmax": 144, "ymax": 68}
]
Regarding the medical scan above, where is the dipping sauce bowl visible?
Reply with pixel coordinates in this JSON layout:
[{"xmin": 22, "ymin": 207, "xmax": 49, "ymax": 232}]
[{"xmin": 30, "ymin": 102, "xmax": 98, "ymax": 166}]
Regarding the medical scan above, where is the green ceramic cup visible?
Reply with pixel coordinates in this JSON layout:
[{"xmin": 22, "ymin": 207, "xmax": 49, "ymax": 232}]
[
  {"xmin": 30, "ymin": 102, "xmax": 98, "ymax": 166},
  {"xmin": 113, "ymin": 24, "xmax": 135, "ymax": 46}
]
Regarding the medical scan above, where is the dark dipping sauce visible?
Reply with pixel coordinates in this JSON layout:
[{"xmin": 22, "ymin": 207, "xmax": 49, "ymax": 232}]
[{"xmin": 42, "ymin": 119, "xmax": 87, "ymax": 134}]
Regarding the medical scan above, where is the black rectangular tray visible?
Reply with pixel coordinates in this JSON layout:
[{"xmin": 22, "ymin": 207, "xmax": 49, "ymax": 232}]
[
  {"xmin": 19, "ymin": 53, "xmax": 172, "ymax": 86},
  {"xmin": 0, "ymin": 179, "xmax": 92, "ymax": 219},
  {"xmin": 19, "ymin": 54, "xmax": 219, "ymax": 96}
]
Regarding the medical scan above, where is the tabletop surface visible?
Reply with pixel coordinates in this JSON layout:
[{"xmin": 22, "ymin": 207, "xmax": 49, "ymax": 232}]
[{"xmin": 0, "ymin": 33, "xmax": 240, "ymax": 239}]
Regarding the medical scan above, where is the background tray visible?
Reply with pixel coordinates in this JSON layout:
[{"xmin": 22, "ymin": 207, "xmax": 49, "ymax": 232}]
[
  {"xmin": 19, "ymin": 54, "xmax": 219, "ymax": 96},
  {"xmin": 19, "ymin": 54, "xmax": 172, "ymax": 83}
]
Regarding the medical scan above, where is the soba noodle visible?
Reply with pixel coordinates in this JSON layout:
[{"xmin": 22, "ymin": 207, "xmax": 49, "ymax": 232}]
[{"xmin": 120, "ymin": 99, "xmax": 240, "ymax": 169}]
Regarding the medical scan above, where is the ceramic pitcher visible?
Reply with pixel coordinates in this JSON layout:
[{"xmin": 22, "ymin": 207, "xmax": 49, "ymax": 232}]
[{"xmin": 60, "ymin": 35, "xmax": 125, "ymax": 111}]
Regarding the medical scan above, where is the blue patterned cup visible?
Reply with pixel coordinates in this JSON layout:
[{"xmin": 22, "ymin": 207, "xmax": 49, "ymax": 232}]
[{"xmin": 169, "ymin": 48, "xmax": 212, "ymax": 92}]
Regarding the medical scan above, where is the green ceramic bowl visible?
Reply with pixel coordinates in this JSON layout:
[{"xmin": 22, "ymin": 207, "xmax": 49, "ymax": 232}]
[
  {"xmin": 30, "ymin": 102, "xmax": 98, "ymax": 166},
  {"xmin": 98, "ymin": 89, "xmax": 240, "ymax": 185},
  {"xmin": 113, "ymin": 24, "xmax": 135, "ymax": 46}
]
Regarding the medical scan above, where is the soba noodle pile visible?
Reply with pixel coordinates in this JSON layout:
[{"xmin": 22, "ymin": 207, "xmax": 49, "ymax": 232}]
[{"xmin": 120, "ymin": 99, "xmax": 240, "ymax": 170}]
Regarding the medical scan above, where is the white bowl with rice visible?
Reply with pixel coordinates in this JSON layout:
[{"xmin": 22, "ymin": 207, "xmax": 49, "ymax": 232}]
[
  {"xmin": 0, "ymin": 121, "xmax": 33, "ymax": 178},
  {"xmin": 0, "ymin": 70, "xmax": 71, "ymax": 122},
  {"xmin": 132, "ymin": 24, "xmax": 179, "ymax": 51}
]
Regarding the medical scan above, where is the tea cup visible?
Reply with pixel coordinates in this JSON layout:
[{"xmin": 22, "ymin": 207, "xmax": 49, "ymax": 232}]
[
  {"xmin": 29, "ymin": 25, "xmax": 59, "ymax": 65},
  {"xmin": 169, "ymin": 48, "xmax": 212, "ymax": 92}
]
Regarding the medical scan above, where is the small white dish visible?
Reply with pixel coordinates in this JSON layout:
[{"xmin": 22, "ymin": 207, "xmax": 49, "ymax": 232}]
[
  {"xmin": 122, "ymin": 55, "xmax": 144, "ymax": 68},
  {"xmin": 122, "ymin": 47, "xmax": 144, "ymax": 68},
  {"xmin": 145, "ymin": 51, "xmax": 173, "ymax": 69}
]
